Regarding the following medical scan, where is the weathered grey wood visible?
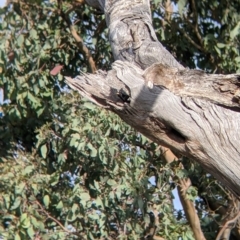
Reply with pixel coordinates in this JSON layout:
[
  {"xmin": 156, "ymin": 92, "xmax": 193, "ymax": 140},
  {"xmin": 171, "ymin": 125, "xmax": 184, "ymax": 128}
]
[
  {"xmin": 66, "ymin": 0, "xmax": 240, "ymax": 196},
  {"xmin": 87, "ymin": 0, "xmax": 183, "ymax": 69},
  {"xmin": 66, "ymin": 61, "xmax": 240, "ymax": 196},
  {"xmin": 144, "ymin": 63, "xmax": 240, "ymax": 108}
]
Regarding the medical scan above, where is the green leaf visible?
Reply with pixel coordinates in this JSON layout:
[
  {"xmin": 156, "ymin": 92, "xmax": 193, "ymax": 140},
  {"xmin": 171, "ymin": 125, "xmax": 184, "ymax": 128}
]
[
  {"xmin": 88, "ymin": 213, "xmax": 99, "ymax": 220},
  {"xmin": 137, "ymin": 197, "xmax": 144, "ymax": 214},
  {"xmin": 83, "ymin": 102, "xmax": 95, "ymax": 110},
  {"xmin": 70, "ymin": 133, "xmax": 80, "ymax": 147},
  {"xmin": 27, "ymin": 91, "xmax": 41, "ymax": 107},
  {"xmin": 87, "ymin": 142, "xmax": 97, "ymax": 157},
  {"xmin": 9, "ymin": 107, "xmax": 22, "ymax": 122},
  {"xmin": 25, "ymin": 39, "xmax": 31, "ymax": 46},
  {"xmin": 94, "ymin": 180, "xmax": 100, "ymax": 191},
  {"xmin": 81, "ymin": 192, "xmax": 90, "ymax": 201},
  {"xmin": 33, "ymin": 84, "xmax": 40, "ymax": 95},
  {"xmin": 20, "ymin": 213, "xmax": 30, "ymax": 228},
  {"xmin": 217, "ymin": 43, "xmax": 225, "ymax": 48},
  {"xmin": 107, "ymin": 179, "xmax": 117, "ymax": 186},
  {"xmin": 72, "ymin": 203, "xmax": 78, "ymax": 213},
  {"xmin": 95, "ymin": 197, "xmax": 103, "ymax": 208},
  {"xmin": 30, "ymin": 216, "xmax": 39, "ymax": 228},
  {"xmin": 68, "ymin": 211, "xmax": 77, "ymax": 222},
  {"xmin": 235, "ymin": 56, "xmax": 240, "ymax": 63},
  {"xmin": 10, "ymin": 197, "xmax": 21, "ymax": 210},
  {"xmin": 2, "ymin": 20, "xmax": 7, "ymax": 29},
  {"xmin": 14, "ymin": 234, "xmax": 21, "ymax": 240},
  {"xmin": 17, "ymin": 35, "xmax": 24, "ymax": 47},
  {"xmin": 115, "ymin": 187, "xmax": 121, "ymax": 200},
  {"xmin": 40, "ymin": 144, "xmax": 47, "ymax": 158},
  {"xmin": 186, "ymin": 186, "xmax": 198, "ymax": 201},
  {"xmin": 230, "ymin": 22, "xmax": 240, "ymax": 39},
  {"xmin": 37, "ymin": 221, "xmax": 45, "ymax": 231},
  {"xmin": 141, "ymin": 135, "xmax": 148, "ymax": 145},
  {"xmin": 43, "ymin": 41, "xmax": 51, "ymax": 50},
  {"xmin": 43, "ymin": 195, "xmax": 50, "ymax": 208},
  {"xmin": 98, "ymin": 218, "xmax": 105, "ymax": 229},
  {"xmin": 31, "ymin": 184, "xmax": 38, "ymax": 195},
  {"xmin": 36, "ymin": 106, "xmax": 45, "ymax": 117},
  {"xmin": 50, "ymin": 172, "xmax": 59, "ymax": 186},
  {"xmin": 144, "ymin": 215, "xmax": 150, "ymax": 226},
  {"xmin": 109, "ymin": 147, "xmax": 115, "ymax": 157},
  {"xmin": 178, "ymin": 0, "xmax": 187, "ymax": 15},
  {"xmin": 30, "ymin": 29, "xmax": 38, "ymax": 39},
  {"xmin": 15, "ymin": 182, "xmax": 25, "ymax": 195},
  {"xmin": 56, "ymin": 200, "xmax": 63, "ymax": 210},
  {"xmin": 27, "ymin": 226, "xmax": 35, "ymax": 238},
  {"xmin": 88, "ymin": 231, "xmax": 94, "ymax": 240},
  {"xmin": 57, "ymin": 153, "xmax": 66, "ymax": 164},
  {"xmin": 176, "ymin": 169, "xmax": 188, "ymax": 178},
  {"xmin": 23, "ymin": 165, "xmax": 34, "ymax": 175},
  {"xmin": 3, "ymin": 195, "xmax": 10, "ymax": 209}
]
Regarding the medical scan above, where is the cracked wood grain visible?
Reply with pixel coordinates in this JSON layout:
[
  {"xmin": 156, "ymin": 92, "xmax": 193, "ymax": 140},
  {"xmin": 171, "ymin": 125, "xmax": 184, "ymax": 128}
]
[{"xmin": 65, "ymin": 60, "xmax": 240, "ymax": 196}]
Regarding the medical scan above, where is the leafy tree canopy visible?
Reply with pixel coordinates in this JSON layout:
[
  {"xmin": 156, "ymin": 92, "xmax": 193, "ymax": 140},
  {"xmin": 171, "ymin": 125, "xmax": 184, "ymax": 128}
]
[{"xmin": 0, "ymin": 0, "xmax": 239, "ymax": 239}]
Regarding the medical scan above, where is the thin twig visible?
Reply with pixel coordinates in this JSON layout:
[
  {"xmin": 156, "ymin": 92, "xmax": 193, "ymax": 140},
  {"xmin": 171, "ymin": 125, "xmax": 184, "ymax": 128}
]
[
  {"xmin": 35, "ymin": 201, "xmax": 72, "ymax": 234},
  {"xmin": 159, "ymin": 4, "xmax": 178, "ymax": 15},
  {"xmin": 190, "ymin": 0, "xmax": 198, "ymax": 24},
  {"xmin": 179, "ymin": 28, "xmax": 203, "ymax": 51},
  {"xmin": 34, "ymin": 200, "xmax": 86, "ymax": 239},
  {"xmin": 39, "ymin": 63, "xmax": 46, "ymax": 72},
  {"xmin": 189, "ymin": 0, "xmax": 203, "ymax": 45},
  {"xmin": 215, "ymin": 211, "xmax": 240, "ymax": 240},
  {"xmin": 58, "ymin": 0, "xmax": 97, "ymax": 73}
]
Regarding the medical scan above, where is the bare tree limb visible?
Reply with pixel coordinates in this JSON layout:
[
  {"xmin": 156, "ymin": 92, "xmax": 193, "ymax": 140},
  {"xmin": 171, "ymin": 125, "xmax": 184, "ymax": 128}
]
[
  {"xmin": 65, "ymin": 60, "xmax": 240, "ymax": 197},
  {"xmin": 160, "ymin": 147, "xmax": 206, "ymax": 240},
  {"xmin": 216, "ymin": 211, "xmax": 240, "ymax": 240},
  {"xmin": 178, "ymin": 28, "xmax": 204, "ymax": 51}
]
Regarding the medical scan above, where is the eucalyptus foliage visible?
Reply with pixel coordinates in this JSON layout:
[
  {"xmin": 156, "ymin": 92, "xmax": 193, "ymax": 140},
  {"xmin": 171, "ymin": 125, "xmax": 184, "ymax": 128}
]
[{"xmin": 0, "ymin": 0, "xmax": 239, "ymax": 239}]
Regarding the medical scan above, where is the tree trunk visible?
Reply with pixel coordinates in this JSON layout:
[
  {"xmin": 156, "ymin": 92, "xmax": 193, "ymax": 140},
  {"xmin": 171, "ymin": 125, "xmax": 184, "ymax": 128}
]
[{"xmin": 67, "ymin": 0, "xmax": 240, "ymax": 196}]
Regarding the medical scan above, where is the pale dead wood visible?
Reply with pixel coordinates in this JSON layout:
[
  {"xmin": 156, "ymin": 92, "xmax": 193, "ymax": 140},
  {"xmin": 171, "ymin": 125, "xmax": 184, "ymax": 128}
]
[
  {"xmin": 144, "ymin": 64, "xmax": 240, "ymax": 109},
  {"xmin": 216, "ymin": 211, "xmax": 240, "ymax": 240},
  {"xmin": 65, "ymin": 60, "xmax": 240, "ymax": 196},
  {"xmin": 177, "ymin": 179, "xmax": 206, "ymax": 240},
  {"xmin": 153, "ymin": 236, "xmax": 166, "ymax": 240},
  {"xmin": 213, "ymin": 195, "xmax": 240, "ymax": 240}
]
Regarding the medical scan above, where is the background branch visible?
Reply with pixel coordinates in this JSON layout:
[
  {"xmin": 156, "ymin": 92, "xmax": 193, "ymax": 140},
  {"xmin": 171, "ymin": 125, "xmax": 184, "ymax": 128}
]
[
  {"xmin": 160, "ymin": 147, "xmax": 206, "ymax": 240},
  {"xmin": 216, "ymin": 211, "xmax": 240, "ymax": 240},
  {"xmin": 58, "ymin": 0, "xmax": 97, "ymax": 73}
]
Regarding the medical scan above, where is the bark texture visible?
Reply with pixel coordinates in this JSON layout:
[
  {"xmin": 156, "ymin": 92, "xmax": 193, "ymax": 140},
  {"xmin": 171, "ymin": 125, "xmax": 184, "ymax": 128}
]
[
  {"xmin": 66, "ymin": 0, "xmax": 240, "ymax": 196},
  {"xmin": 65, "ymin": 62, "xmax": 240, "ymax": 196}
]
